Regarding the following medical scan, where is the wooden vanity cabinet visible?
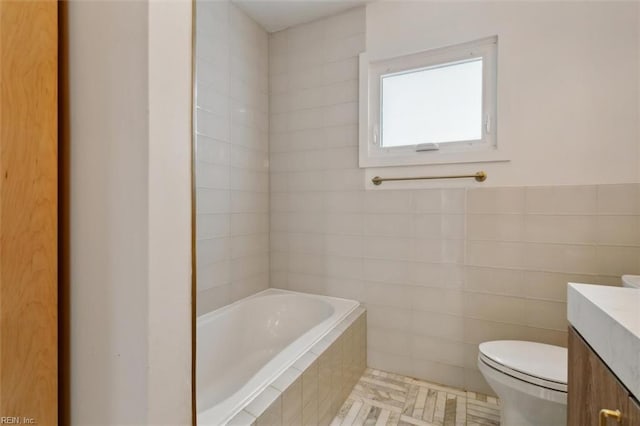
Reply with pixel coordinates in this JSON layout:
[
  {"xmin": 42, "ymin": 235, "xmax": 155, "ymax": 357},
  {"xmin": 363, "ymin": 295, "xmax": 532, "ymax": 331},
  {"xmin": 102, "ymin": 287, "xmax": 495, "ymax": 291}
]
[
  {"xmin": 630, "ymin": 397, "xmax": 640, "ymax": 425},
  {"xmin": 568, "ymin": 327, "xmax": 639, "ymax": 426}
]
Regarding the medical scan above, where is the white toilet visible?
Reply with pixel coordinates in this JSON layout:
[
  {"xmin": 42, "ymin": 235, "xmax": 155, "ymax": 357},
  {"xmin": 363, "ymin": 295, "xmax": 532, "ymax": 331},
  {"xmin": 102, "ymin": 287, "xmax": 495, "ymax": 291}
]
[
  {"xmin": 478, "ymin": 275, "xmax": 640, "ymax": 425},
  {"xmin": 477, "ymin": 340, "xmax": 567, "ymax": 426}
]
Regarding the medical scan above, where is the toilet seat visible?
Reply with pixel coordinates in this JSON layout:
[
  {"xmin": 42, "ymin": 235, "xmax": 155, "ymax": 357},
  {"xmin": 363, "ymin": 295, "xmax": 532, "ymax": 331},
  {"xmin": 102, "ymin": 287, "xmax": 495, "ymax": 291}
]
[{"xmin": 478, "ymin": 340, "xmax": 567, "ymax": 393}]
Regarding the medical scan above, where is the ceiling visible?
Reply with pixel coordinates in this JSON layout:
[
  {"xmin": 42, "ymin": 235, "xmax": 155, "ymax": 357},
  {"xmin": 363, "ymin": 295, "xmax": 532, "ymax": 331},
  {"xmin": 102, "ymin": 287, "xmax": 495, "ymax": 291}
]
[{"xmin": 232, "ymin": 0, "xmax": 371, "ymax": 33}]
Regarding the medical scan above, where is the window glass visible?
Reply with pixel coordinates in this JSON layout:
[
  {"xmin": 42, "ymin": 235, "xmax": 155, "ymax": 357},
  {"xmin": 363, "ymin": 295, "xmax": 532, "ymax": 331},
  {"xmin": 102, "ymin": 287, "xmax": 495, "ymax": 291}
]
[{"xmin": 381, "ymin": 58, "xmax": 483, "ymax": 148}]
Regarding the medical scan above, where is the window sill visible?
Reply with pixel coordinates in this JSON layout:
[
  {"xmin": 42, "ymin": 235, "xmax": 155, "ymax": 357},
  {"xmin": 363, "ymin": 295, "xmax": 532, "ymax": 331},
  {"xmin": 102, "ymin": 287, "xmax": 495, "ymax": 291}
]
[{"xmin": 359, "ymin": 148, "xmax": 510, "ymax": 168}]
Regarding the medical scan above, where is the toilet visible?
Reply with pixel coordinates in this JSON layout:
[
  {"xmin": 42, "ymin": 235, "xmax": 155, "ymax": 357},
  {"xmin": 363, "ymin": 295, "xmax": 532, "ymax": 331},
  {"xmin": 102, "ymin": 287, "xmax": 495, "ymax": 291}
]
[
  {"xmin": 478, "ymin": 275, "xmax": 640, "ymax": 425},
  {"xmin": 477, "ymin": 340, "xmax": 567, "ymax": 426}
]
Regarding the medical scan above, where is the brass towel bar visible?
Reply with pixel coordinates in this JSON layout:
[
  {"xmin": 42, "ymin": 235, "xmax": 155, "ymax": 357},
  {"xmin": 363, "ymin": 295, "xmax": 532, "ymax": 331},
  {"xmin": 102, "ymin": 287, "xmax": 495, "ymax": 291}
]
[{"xmin": 371, "ymin": 171, "xmax": 487, "ymax": 186}]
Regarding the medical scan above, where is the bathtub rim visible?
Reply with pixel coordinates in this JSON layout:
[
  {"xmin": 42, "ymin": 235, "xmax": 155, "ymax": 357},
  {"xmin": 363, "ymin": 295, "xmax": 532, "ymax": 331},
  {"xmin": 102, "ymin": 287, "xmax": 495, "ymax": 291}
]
[
  {"xmin": 196, "ymin": 288, "xmax": 361, "ymax": 425},
  {"xmin": 196, "ymin": 287, "xmax": 357, "ymax": 323}
]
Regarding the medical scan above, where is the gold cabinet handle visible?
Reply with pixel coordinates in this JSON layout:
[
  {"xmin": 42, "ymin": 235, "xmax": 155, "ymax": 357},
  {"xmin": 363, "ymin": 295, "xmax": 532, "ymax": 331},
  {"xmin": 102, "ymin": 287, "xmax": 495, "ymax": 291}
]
[{"xmin": 599, "ymin": 409, "xmax": 622, "ymax": 426}]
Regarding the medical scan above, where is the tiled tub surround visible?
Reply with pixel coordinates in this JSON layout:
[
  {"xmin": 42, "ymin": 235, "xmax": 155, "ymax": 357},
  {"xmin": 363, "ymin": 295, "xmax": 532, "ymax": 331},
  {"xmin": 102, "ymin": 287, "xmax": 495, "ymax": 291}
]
[
  {"xmin": 195, "ymin": 0, "xmax": 270, "ymax": 315},
  {"xmin": 223, "ymin": 305, "xmax": 367, "ymax": 426}
]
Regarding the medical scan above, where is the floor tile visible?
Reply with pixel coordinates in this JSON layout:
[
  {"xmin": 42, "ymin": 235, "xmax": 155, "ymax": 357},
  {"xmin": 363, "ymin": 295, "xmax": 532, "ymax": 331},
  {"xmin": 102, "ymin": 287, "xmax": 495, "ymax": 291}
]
[{"xmin": 333, "ymin": 368, "xmax": 500, "ymax": 426}]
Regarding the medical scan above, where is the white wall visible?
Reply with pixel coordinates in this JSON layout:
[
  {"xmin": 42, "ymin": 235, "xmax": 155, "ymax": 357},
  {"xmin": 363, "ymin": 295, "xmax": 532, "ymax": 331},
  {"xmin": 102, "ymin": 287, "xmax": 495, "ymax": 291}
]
[
  {"xmin": 147, "ymin": 1, "xmax": 193, "ymax": 423},
  {"xmin": 68, "ymin": 2, "xmax": 149, "ymax": 422},
  {"xmin": 194, "ymin": 0, "xmax": 270, "ymax": 315},
  {"xmin": 67, "ymin": 1, "xmax": 192, "ymax": 423},
  {"xmin": 366, "ymin": 1, "xmax": 639, "ymax": 187}
]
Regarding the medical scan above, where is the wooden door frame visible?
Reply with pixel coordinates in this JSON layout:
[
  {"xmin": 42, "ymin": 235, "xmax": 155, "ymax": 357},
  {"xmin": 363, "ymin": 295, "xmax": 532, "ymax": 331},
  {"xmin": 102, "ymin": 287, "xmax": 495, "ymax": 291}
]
[{"xmin": 0, "ymin": 1, "xmax": 58, "ymax": 423}]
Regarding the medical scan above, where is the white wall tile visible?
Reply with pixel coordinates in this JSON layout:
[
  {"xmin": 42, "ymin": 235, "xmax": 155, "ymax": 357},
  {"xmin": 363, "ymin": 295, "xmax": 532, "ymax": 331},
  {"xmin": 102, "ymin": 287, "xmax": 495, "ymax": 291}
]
[
  {"xmin": 289, "ymin": 128, "xmax": 326, "ymax": 151},
  {"xmin": 231, "ymin": 213, "xmax": 269, "ymax": 235},
  {"xmin": 323, "ymin": 33, "xmax": 365, "ymax": 62},
  {"xmin": 326, "ymin": 213, "xmax": 364, "ymax": 236},
  {"xmin": 412, "ymin": 287, "xmax": 464, "ymax": 315},
  {"xmin": 196, "ymin": 1, "xmax": 269, "ymax": 313},
  {"xmin": 197, "ymin": 83, "xmax": 230, "ymax": 117},
  {"xmin": 368, "ymin": 327, "xmax": 411, "ymax": 355},
  {"xmin": 596, "ymin": 245, "xmax": 640, "ymax": 275},
  {"xmin": 411, "ymin": 360, "xmax": 464, "ymax": 390},
  {"xmin": 466, "ymin": 240, "xmax": 524, "ymax": 269},
  {"xmin": 325, "ymin": 235, "xmax": 363, "ymax": 258},
  {"xmin": 197, "ymin": 259, "xmax": 231, "ymax": 291},
  {"xmin": 467, "ymin": 187, "xmax": 525, "ymax": 214},
  {"xmin": 324, "ymin": 147, "xmax": 358, "ymax": 170},
  {"xmin": 597, "ymin": 184, "xmax": 640, "ymax": 215},
  {"xmin": 363, "ymin": 214, "xmax": 413, "ymax": 237},
  {"xmin": 323, "ymin": 169, "xmax": 364, "ymax": 191},
  {"xmin": 362, "ymin": 281, "xmax": 412, "ymax": 309},
  {"xmin": 197, "ymin": 213, "xmax": 230, "ymax": 239},
  {"xmin": 196, "ymin": 162, "xmax": 230, "ymax": 190},
  {"xmin": 288, "ymin": 232, "xmax": 324, "ymax": 254},
  {"xmin": 326, "ymin": 255, "xmax": 363, "ymax": 280},
  {"xmin": 596, "ymin": 215, "xmax": 640, "ymax": 246},
  {"xmin": 463, "ymin": 292, "xmax": 527, "ymax": 325},
  {"xmin": 467, "ymin": 214, "xmax": 524, "ymax": 242},
  {"xmin": 526, "ymin": 185, "xmax": 597, "ymax": 215},
  {"xmin": 325, "ymin": 277, "xmax": 363, "ymax": 300},
  {"xmin": 366, "ymin": 305, "xmax": 411, "ymax": 331},
  {"xmin": 523, "ymin": 215, "xmax": 597, "ymax": 244},
  {"xmin": 196, "ymin": 189, "xmax": 230, "ymax": 215},
  {"xmin": 323, "ymin": 57, "xmax": 359, "ymax": 84},
  {"xmin": 410, "ymin": 310, "xmax": 464, "ymax": 341},
  {"xmin": 197, "ymin": 135, "xmax": 231, "ymax": 165},
  {"xmin": 196, "ymin": 109, "xmax": 230, "ymax": 141},
  {"xmin": 464, "ymin": 266, "xmax": 525, "ymax": 297},
  {"xmin": 363, "ymin": 236, "xmax": 412, "ymax": 261},
  {"xmin": 410, "ymin": 335, "xmax": 466, "ymax": 367},
  {"xmin": 363, "ymin": 259, "xmax": 411, "ymax": 284},
  {"xmin": 197, "ymin": 237, "xmax": 230, "ymax": 265},
  {"xmin": 364, "ymin": 191, "xmax": 413, "ymax": 213}
]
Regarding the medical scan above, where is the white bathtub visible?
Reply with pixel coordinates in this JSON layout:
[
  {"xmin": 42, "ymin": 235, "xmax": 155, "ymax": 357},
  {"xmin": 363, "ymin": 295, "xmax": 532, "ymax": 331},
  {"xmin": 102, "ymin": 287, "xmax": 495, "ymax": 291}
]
[{"xmin": 196, "ymin": 288, "xmax": 360, "ymax": 425}]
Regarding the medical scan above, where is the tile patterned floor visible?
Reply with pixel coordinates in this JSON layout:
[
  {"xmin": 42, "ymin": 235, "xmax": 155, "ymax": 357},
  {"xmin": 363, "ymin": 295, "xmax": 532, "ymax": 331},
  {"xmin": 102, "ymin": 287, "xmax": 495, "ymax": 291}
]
[{"xmin": 331, "ymin": 368, "xmax": 500, "ymax": 426}]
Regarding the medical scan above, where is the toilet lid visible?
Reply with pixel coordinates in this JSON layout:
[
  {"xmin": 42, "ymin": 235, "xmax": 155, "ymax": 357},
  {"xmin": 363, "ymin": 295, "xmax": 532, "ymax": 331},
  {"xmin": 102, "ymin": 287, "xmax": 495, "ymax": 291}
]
[{"xmin": 479, "ymin": 341, "xmax": 567, "ymax": 391}]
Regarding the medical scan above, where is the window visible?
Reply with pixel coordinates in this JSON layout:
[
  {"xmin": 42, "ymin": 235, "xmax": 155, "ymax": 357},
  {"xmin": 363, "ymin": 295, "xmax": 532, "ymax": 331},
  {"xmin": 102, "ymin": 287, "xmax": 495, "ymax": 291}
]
[{"xmin": 359, "ymin": 36, "xmax": 505, "ymax": 168}]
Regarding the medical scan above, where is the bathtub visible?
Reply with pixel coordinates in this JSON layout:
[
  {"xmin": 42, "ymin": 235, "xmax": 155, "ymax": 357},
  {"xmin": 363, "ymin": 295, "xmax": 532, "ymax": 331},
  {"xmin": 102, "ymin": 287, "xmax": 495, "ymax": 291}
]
[{"xmin": 197, "ymin": 288, "xmax": 360, "ymax": 425}]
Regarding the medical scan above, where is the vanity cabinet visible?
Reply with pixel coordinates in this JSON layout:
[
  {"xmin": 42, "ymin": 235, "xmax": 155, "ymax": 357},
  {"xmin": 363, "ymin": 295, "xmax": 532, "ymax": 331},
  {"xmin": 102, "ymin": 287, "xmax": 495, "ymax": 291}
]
[
  {"xmin": 630, "ymin": 397, "xmax": 640, "ymax": 424},
  {"xmin": 569, "ymin": 327, "xmax": 640, "ymax": 425}
]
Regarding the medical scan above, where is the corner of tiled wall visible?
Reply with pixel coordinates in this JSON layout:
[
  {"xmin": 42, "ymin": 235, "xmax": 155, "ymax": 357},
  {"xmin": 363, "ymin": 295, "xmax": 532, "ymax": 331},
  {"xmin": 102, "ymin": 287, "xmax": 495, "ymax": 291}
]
[{"xmin": 195, "ymin": 0, "xmax": 270, "ymax": 315}]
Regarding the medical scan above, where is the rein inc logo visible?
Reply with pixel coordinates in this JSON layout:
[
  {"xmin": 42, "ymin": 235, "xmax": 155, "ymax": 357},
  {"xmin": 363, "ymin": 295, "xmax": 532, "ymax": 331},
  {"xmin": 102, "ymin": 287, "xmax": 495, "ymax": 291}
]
[{"xmin": 0, "ymin": 418, "xmax": 35, "ymax": 424}]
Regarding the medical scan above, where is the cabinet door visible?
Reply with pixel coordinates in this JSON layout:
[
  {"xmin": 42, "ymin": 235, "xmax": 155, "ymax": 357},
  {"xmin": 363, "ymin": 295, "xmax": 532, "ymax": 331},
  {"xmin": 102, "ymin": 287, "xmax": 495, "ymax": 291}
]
[
  {"xmin": 629, "ymin": 397, "xmax": 640, "ymax": 426},
  {"xmin": 568, "ymin": 327, "xmax": 628, "ymax": 426}
]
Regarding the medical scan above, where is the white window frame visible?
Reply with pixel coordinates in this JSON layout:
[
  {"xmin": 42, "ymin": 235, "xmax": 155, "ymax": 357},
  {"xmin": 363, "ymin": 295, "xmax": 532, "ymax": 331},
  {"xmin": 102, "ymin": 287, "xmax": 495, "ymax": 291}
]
[{"xmin": 359, "ymin": 36, "xmax": 508, "ymax": 168}]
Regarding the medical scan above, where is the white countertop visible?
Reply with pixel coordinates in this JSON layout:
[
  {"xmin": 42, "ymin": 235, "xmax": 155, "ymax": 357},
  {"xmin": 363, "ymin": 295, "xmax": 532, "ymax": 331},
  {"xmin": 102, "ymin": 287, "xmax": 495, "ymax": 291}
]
[{"xmin": 568, "ymin": 283, "xmax": 640, "ymax": 399}]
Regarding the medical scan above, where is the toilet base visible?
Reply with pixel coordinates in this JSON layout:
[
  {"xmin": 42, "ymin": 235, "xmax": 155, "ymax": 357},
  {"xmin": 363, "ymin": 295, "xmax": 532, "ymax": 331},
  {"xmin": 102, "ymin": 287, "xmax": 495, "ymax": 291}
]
[
  {"xmin": 478, "ymin": 358, "xmax": 566, "ymax": 426},
  {"xmin": 499, "ymin": 393, "xmax": 566, "ymax": 426}
]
